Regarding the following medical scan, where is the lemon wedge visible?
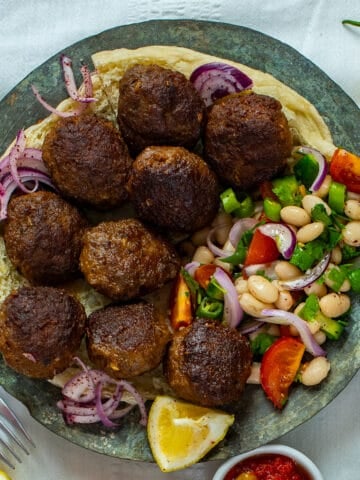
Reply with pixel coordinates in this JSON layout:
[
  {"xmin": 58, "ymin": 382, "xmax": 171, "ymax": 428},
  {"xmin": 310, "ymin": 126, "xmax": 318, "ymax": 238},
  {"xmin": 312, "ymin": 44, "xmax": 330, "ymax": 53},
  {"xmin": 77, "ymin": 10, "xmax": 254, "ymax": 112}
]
[
  {"xmin": 0, "ymin": 471, "xmax": 12, "ymax": 480},
  {"xmin": 147, "ymin": 395, "xmax": 235, "ymax": 472}
]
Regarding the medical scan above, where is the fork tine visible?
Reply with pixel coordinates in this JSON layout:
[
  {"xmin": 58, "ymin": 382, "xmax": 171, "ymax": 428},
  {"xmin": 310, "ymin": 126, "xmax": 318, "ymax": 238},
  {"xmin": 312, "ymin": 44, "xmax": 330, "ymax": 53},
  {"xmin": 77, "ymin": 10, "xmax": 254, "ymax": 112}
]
[
  {"xmin": 0, "ymin": 398, "xmax": 35, "ymax": 448},
  {"xmin": 0, "ymin": 420, "xmax": 29, "ymax": 455},
  {"xmin": 0, "ymin": 436, "xmax": 20, "ymax": 470}
]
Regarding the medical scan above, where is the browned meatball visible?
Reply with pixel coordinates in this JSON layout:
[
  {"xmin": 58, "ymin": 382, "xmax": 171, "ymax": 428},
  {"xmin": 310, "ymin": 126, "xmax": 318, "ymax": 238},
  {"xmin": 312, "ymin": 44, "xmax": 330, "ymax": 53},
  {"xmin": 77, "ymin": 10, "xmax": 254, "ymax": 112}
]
[
  {"xmin": 42, "ymin": 113, "xmax": 132, "ymax": 209},
  {"xmin": 128, "ymin": 146, "xmax": 219, "ymax": 232},
  {"xmin": 204, "ymin": 92, "xmax": 293, "ymax": 190},
  {"xmin": 117, "ymin": 64, "xmax": 206, "ymax": 155},
  {"xmin": 79, "ymin": 218, "xmax": 181, "ymax": 301},
  {"xmin": 86, "ymin": 301, "xmax": 171, "ymax": 378},
  {"xmin": 4, "ymin": 191, "xmax": 87, "ymax": 285},
  {"xmin": 0, "ymin": 286, "xmax": 86, "ymax": 378},
  {"xmin": 164, "ymin": 319, "xmax": 252, "ymax": 407}
]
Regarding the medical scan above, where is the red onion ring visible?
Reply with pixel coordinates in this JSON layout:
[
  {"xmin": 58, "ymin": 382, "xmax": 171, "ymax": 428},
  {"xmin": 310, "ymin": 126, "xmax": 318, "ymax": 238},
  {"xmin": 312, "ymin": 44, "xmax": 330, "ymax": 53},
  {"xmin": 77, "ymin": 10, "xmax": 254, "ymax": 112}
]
[
  {"xmin": 190, "ymin": 62, "xmax": 253, "ymax": 107},
  {"xmin": 213, "ymin": 267, "xmax": 243, "ymax": 327},
  {"xmin": 279, "ymin": 253, "xmax": 331, "ymax": 290},
  {"xmin": 297, "ymin": 146, "xmax": 328, "ymax": 192},
  {"xmin": 31, "ymin": 85, "xmax": 88, "ymax": 118},
  {"xmin": 229, "ymin": 218, "xmax": 258, "ymax": 248},
  {"xmin": 207, "ymin": 227, "xmax": 235, "ymax": 258},
  {"xmin": 260, "ymin": 309, "xmax": 326, "ymax": 357},
  {"xmin": 258, "ymin": 223, "xmax": 296, "ymax": 260},
  {"xmin": 184, "ymin": 261, "xmax": 200, "ymax": 277}
]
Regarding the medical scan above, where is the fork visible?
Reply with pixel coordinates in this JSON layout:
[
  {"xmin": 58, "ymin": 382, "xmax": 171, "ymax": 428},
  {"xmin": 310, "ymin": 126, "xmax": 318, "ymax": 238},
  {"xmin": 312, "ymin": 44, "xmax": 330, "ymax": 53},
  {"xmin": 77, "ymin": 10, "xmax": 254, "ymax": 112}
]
[{"xmin": 0, "ymin": 397, "xmax": 35, "ymax": 470}]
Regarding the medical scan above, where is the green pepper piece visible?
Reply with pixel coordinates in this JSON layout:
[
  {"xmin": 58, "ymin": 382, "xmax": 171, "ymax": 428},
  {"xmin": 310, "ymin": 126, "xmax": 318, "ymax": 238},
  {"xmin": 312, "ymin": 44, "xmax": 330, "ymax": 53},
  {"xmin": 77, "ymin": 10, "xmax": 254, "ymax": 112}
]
[
  {"xmin": 328, "ymin": 181, "xmax": 346, "ymax": 214},
  {"xmin": 293, "ymin": 154, "xmax": 319, "ymax": 189},
  {"xmin": 233, "ymin": 194, "xmax": 254, "ymax": 218},
  {"xmin": 220, "ymin": 188, "xmax": 242, "ymax": 214},
  {"xmin": 196, "ymin": 297, "xmax": 224, "ymax": 319},
  {"xmin": 348, "ymin": 268, "xmax": 360, "ymax": 293},
  {"xmin": 206, "ymin": 277, "xmax": 225, "ymax": 300},
  {"xmin": 272, "ymin": 175, "xmax": 301, "ymax": 206},
  {"xmin": 263, "ymin": 197, "xmax": 281, "ymax": 221}
]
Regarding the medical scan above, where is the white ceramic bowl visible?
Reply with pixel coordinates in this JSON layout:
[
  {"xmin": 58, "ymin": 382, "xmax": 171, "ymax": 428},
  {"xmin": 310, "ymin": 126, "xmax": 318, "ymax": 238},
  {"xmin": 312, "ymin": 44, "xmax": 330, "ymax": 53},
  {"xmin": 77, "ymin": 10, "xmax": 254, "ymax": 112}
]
[{"xmin": 212, "ymin": 444, "xmax": 324, "ymax": 480}]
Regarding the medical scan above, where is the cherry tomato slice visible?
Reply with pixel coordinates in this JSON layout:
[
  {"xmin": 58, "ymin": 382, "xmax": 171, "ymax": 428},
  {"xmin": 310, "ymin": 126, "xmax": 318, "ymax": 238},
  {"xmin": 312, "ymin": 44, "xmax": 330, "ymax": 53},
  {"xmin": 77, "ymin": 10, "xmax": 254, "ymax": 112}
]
[
  {"xmin": 260, "ymin": 336, "xmax": 305, "ymax": 409},
  {"xmin": 330, "ymin": 148, "xmax": 360, "ymax": 193},
  {"xmin": 194, "ymin": 264, "xmax": 217, "ymax": 289},
  {"xmin": 244, "ymin": 229, "xmax": 279, "ymax": 266},
  {"xmin": 170, "ymin": 272, "xmax": 193, "ymax": 330}
]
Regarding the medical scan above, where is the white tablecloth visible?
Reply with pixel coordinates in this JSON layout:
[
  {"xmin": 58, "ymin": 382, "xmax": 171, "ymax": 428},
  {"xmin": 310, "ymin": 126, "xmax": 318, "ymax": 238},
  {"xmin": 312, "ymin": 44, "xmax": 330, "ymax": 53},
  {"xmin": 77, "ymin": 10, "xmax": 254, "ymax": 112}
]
[{"xmin": 0, "ymin": 1, "xmax": 359, "ymax": 479}]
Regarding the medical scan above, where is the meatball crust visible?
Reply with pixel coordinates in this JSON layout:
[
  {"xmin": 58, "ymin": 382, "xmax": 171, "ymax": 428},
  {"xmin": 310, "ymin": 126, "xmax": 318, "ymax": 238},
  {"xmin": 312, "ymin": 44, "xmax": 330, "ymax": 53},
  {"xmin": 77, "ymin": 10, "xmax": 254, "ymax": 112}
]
[
  {"xmin": 42, "ymin": 113, "xmax": 132, "ymax": 209},
  {"xmin": 128, "ymin": 146, "xmax": 219, "ymax": 232},
  {"xmin": 0, "ymin": 286, "xmax": 86, "ymax": 378},
  {"xmin": 4, "ymin": 191, "xmax": 87, "ymax": 285},
  {"xmin": 79, "ymin": 218, "xmax": 181, "ymax": 301},
  {"xmin": 117, "ymin": 64, "xmax": 206, "ymax": 155},
  {"xmin": 164, "ymin": 319, "xmax": 252, "ymax": 406},
  {"xmin": 204, "ymin": 92, "xmax": 293, "ymax": 190},
  {"xmin": 87, "ymin": 301, "xmax": 172, "ymax": 378}
]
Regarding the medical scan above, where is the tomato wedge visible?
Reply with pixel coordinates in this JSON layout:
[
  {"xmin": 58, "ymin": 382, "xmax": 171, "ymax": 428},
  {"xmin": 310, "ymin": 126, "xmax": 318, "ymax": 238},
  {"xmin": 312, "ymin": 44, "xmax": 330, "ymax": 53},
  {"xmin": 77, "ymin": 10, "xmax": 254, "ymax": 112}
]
[
  {"xmin": 260, "ymin": 337, "xmax": 305, "ymax": 409},
  {"xmin": 194, "ymin": 264, "xmax": 217, "ymax": 289},
  {"xmin": 244, "ymin": 229, "xmax": 279, "ymax": 266},
  {"xmin": 170, "ymin": 272, "xmax": 193, "ymax": 330},
  {"xmin": 330, "ymin": 148, "xmax": 360, "ymax": 193}
]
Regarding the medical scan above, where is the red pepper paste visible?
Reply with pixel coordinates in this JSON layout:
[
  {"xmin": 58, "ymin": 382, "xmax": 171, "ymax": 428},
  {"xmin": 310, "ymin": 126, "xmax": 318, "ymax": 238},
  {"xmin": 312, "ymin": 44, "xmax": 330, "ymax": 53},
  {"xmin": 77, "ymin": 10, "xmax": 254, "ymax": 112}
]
[{"xmin": 224, "ymin": 453, "xmax": 313, "ymax": 480}]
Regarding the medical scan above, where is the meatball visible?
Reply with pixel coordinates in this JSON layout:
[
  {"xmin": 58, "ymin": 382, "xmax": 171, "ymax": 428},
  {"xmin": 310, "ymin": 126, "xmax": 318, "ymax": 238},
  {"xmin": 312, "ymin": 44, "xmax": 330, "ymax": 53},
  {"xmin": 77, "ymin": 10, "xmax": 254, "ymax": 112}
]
[
  {"xmin": 0, "ymin": 286, "xmax": 86, "ymax": 378},
  {"xmin": 204, "ymin": 92, "xmax": 293, "ymax": 190},
  {"xmin": 117, "ymin": 64, "xmax": 206, "ymax": 155},
  {"xmin": 128, "ymin": 146, "xmax": 219, "ymax": 232},
  {"xmin": 79, "ymin": 218, "xmax": 181, "ymax": 301},
  {"xmin": 164, "ymin": 319, "xmax": 252, "ymax": 406},
  {"xmin": 42, "ymin": 113, "xmax": 132, "ymax": 209},
  {"xmin": 86, "ymin": 301, "xmax": 171, "ymax": 378},
  {"xmin": 4, "ymin": 190, "xmax": 87, "ymax": 285}
]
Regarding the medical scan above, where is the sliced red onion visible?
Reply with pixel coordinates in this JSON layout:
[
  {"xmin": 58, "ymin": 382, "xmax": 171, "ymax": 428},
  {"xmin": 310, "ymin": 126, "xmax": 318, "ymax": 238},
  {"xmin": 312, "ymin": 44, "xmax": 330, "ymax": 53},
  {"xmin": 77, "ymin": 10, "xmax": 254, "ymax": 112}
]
[
  {"xmin": 258, "ymin": 223, "xmax": 296, "ymax": 260},
  {"xmin": 190, "ymin": 62, "xmax": 253, "ymax": 107},
  {"xmin": 260, "ymin": 309, "xmax": 326, "ymax": 357},
  {"xmin": 61, "ymin": 55, "xmax": 96, "ymax": 103},
  {"xmin": 184, "ymin": 261, "xmax": 200, "ymax": 277},
  {"xmin": 229, "ymin": 218, "xmax": 258, "ymax": 248},
  {"xmin": 239, "ymin": 319, "xmax": 264, "ymax": 335},
  {"xmin": 213, "ymin": 267, "xmax": 243, "ymax": 327},
  {"xmin": 31, "ymin": 85, "xmax": 87, "ymax": 118},
  {"xmin": 207, "ymin": 227, "xmax": 235, "ymax": 258},
  {"xmin": 58, "ymin": 360, "xmax": 147, "ymax": 427},
  {"xmin": 297, "ymin": 146, "xmax": 328, "ymax": 192},
  {"xmin": 8, "ymin": 130, "xmax": 29, "ymax": 193},
  {"xmin": 279, "ymin": 253, "xmax": 331, "ymax": 290}
]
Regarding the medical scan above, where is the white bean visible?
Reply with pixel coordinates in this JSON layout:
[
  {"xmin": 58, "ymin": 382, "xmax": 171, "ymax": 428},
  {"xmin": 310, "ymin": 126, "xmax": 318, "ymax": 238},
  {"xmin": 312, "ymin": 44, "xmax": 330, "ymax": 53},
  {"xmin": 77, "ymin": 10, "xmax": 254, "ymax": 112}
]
[
  {"xmin": 280, "ymin": 206, "xmax": 311, "ymax": 227},
  {"xmin": 319, "ymin": 293, "xmax": 351, "ymax": 318},
  {"xmin": 191, "ymin": 227, "xmax": 211, "ymax": 247},
  {"xmin": 274, "ymin": 261, "xmax": 302, "ymax": 280},
  {"xmin": 235, "ymin": 277, "xmax": 248, "ymax": 295},
  {"xmin": 239, "ymin": 292, "xmax": 274, "ymax": 318},
  {"xmin": 342, "ymin": 221, "xmax": 360, "ymax": 247},
  {"xmin": 314, "ymin": 330, "xmax": 327, "ymax": 345},
  {"xmin": 347, "ymin": 191, "xmax": 360, "ymax": 201},
  {"xmin": 301, "ymin": 357, "xmax": 331, "ymax": 386},
  {"xmin": 302, "ymin": 194, "xmax": 331, "ymax": 216},
  {"xmin": 192, "ymin": 246, "xmax": 214, "ymax": 264},
  {"xmin": 247, "ymin": 275, "xmax": 279, "ymax": 303},
  {"xmin": 313, "ymin": 174, "xmax": 332, "ymax": 198},
  {"xmin": 344, "ymin": 199, "xmax": 360, "ymax": 220},
  {"xmin": 296, "ymin": 222, "xmax": 324, "ymax": 243},
  {"xmin": 275, "ymin": 290, "xmax": 294, "ymax": 311},
  {"xmin": 211, "ymin": 211, "xmax": 233, "ymax": 228},
  {"xmin": 304, "ymin": 281, "xmax": 327, "ymax": 298},
  {"xmin": 330, "ymin": 246, "xmax": 342, "ymax": 265}
]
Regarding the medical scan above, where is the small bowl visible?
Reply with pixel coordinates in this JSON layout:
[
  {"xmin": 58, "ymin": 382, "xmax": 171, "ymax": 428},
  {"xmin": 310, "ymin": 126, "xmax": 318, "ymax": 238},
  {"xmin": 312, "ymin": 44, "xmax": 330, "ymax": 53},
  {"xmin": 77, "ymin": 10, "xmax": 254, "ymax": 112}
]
[{"xmin": 212, "ymin": 444, "xmax": 324, "ymax": 480}]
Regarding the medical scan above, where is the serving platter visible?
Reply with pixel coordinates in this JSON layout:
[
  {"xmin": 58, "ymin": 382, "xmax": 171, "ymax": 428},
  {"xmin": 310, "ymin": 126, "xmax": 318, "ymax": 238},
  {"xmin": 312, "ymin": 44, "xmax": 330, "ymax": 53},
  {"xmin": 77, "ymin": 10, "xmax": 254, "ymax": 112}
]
[{"xmin": 0, "ymin": 19, "xmax": 359, "ymax": 463}]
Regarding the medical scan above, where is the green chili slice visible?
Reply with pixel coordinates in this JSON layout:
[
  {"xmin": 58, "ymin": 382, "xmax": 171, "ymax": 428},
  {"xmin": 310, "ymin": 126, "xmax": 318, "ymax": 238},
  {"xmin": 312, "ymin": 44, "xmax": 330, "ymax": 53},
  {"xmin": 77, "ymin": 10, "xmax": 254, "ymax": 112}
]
[{"xmin": 196, "ymin": 297, "xmax": 224, "ymax": 319}]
